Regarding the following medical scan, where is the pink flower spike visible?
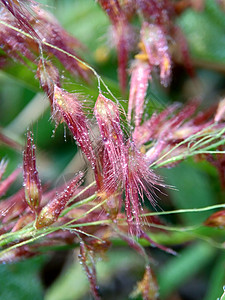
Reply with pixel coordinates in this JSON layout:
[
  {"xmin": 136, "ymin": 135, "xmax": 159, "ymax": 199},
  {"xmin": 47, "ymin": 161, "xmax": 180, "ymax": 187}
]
[
  {"xmin": 98, "ymin": 0, "xmax": 131, "ymax": 93},
  {"xmin": 36, "ymin": 59, "xmax": 60, "ymax": 105},
  {"xmin": 128, "ymin": 60, "xmax": 151, "ymax": 126},
  {"xmin": 23, "ymin": 130, "xmax": 42, "ymax": 212},
  {"xmin": 116, "ymin": 22, "xmax": 129, "ymax": 93},
  {"xmin": 0, "ymin": 8, "xmax": 36, "ymax": 64},
  {"xmin": 98, "ymin": 0, "xmax": 122, "ymax": 25},
  {"xmin": 35, "ymin": 172, "xmax": 83, "ymax": 229},
  {"xmin": 132, "ymin": 103, "xmax": 180, "ymax": 146},
  {"xmin": 0, "ymin": 2, "xmax": 90, "ymax": 81},
  {"xmin": 32, "ymin": 6, "xmax": 90, "ymax": 82},
  {"xmin": 0, "ymin": 167, "xmax": 21, "ymax": 197},
  {"xmin": 94, "ymin": 94, "xmax": 124, "ymax": 150},
  {"xmin": 141, "ymin": 22, "xmax": 172, "ymax": 86},
  {"xmin": 53, "ymin": 86, "xmax": 96, "ymax": 169},
  {"xmin": 94, "ymin": 93, "xmax": 126, "ymax": 192},
  {"xmin": 136, "ymin": 0, "xmax": 171, "ymax": 26},
  {"xmin": 0, "ymin": 0, "xmax": 39, "ymax": 38},
  {"xmin": 123, "ymin": 141, "xmax": 163, "ymax": 235}
]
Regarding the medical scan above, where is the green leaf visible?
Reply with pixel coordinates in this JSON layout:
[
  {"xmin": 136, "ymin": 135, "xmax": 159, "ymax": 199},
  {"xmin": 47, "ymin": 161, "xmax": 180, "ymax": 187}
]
[
  {"xmin": 204, "ymin": 253, "xmax": 225, "ymax": 300},
  {"xmin": 160, "ymin": 161, "xmax": 215, "ymax": 225},
  {"xmin": 178, "ymin": 0, "xmax": 225, "ymax": 65},
  {"xmin": 157, "ymin": 242, "xmax": 216, "ymax": 298},
  {"xmin": 0, "ymin": 256, "xmax": 46, "ymax": 300}
]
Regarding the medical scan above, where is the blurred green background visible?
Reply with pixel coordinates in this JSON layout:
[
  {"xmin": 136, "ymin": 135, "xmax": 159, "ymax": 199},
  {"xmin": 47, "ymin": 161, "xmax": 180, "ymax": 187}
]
[{"xmin": 0, "ymin": 0, "xmax": 225, "ymax": 299}]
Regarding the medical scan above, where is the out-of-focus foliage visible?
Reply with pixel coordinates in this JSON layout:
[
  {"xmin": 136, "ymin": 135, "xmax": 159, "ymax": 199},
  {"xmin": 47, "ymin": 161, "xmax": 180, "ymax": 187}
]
[{"xmin": 0, "ymin": 1, "xmax": 225, "ymax": 300}]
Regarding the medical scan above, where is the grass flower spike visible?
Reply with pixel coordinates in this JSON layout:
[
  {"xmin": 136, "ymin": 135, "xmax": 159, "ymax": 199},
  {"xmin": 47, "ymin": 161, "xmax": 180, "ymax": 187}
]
[
  {"xmin": 0, "ymin": 1, "xmax": 225, "ymax": 299},
  {"xmin": 23, "ymin": 130, "xmax": 42, "ymax": 212},
  {"xmin": 128, "ymin": 60, "xmax": 151, "ymax": 126},
  {"xmin": 140, "ymin": 22, "xmax": 171, "ymax": 86},
  {"xmin": 35, "ymin": 172, "xmax": 83, "ymax": 229},
  {"xmin": 53, "ymin": 86, "xmax": 97, "ymax": 169}
]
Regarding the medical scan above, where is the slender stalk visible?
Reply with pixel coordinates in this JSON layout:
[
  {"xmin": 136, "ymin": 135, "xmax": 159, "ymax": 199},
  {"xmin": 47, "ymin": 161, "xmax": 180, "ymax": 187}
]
[
  {"xmin": 141, "ymin": 203, "xmax": 225, "ymax": 217},
  {"xmin": 61, "ymin": 193, "xmax": 97, "ymax": 217},
  {"xmin": 0, "ymin": 20, "xmax": 128, "ymax": 115}
]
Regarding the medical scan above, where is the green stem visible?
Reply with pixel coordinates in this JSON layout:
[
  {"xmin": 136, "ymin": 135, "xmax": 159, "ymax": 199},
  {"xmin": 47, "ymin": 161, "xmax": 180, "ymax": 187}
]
[
  {"xmin": 0, "ymin": 20, "xmax": 127, "ymax": 113},
  {"xmin": 151, "ymin": 125, "xmax": 225, "ymax": 168},
  {"xmin": 61, "ymin": 193, "xmax": 97, "ymax": 217},
  {"xmin": 141, "ymin": 203, "xmax": 225, "ymax": 217}
]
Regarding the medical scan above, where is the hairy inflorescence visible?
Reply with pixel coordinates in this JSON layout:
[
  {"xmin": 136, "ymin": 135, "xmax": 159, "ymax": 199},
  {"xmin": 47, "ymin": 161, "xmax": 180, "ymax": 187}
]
[{"xmin": 0, "ymin": 1, "xmax": 225, "ymax": 299}]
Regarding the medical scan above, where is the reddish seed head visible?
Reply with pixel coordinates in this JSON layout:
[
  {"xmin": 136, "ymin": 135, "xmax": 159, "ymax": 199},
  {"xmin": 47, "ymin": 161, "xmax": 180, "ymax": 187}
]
[
  {"xmin": 94, "ymin": 93, "xmax": 121, "ymax": 134},
  {"xmin": 95, "ymin": 94, "xmax": 162, "ymax": 234},
  {"xmin": 101, "ymin": 191, "xmax": 123, "ymax": 219},
  {"xmin": 136, "ymin": 0, "xmax": 172, "ymax": 26},
  {"xmin": 94, "ymin": 94, "xmax": 125, "ymax": 156},
  {"xmin": 36, "ymin": 59, "xmax": 60, "ymax": 105},
  {"xmin": 0, "ymin": 0, "xmax": 39, "ymax": 38},
  {"xmin": 128, "ymin": 60, "xmax": 151, "ymax": 126},
  {"xmin": 133, "ymin": 102, "xmax": 198, "ymax": 148},
  {"xmin": 115, "ymin": 21, "xmax": 133, "ymax": 93},
  {"xmin": 0, "ymin": 7, "xmax": 37, "ymax": 63},
  {"xmin": 118, "ymin": 0, "xmax": 136, "ymax": 19},
  {"xmin": 53, "ymin": 86, "xmax": 102, "ymax": 188},
  {"xmin": 123, "ymin": 141, "xmax": 162, "ymax": 234},
  {"xmin": 132, "ymin": 265, "xmax": 158, "ymax": 300},
  {"xmin": 94, "ymin": 94, "xmax": 126, "ymax": 191},
  {"xmin": 35, "ymin": 172, "xmax": 83, "ymax": 229},
  {"xmin": 205, "ymin": 210, "xmax": 225, "ymax": 228},
  {"xmin": 32, "ymin": 6, "xmax": 90, "ymax": 81},
  {"xmin": 133, "ymin": 102, "xmax": 221, "ymax": 166},
  {"xmin": 53, "ymin": 86, "xmax": 96, "ymax": 166},
  {"xmin": 98, "ymin": 0, "xmax": 123, "ymax": 25},
  {"xmin": 53, "ymin": 85, "xmax": 81, "ymax": 122},
  {"xmin": 98, "ymin": 0, "xmax": 131, "ymax": 93},
  {"xmin": 140, "ymin": 22, "xmax": 171, "ymax": 86},
  {"xmin": 23, "ymin": 130, "xmax": 42, "ymax": 212},
  {"xmin": 0, "ymin": 2, "xmax": 90, "ymax": 81}
]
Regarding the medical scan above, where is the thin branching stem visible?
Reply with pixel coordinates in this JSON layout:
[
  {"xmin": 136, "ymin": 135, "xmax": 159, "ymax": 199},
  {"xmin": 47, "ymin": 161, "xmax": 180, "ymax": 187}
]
[
  {"xmin": 0, "ymin": 20, "xmax": 127, "ymax": 116},
  {"xmin": 151, "ymin": 126, "xmax": 225, "ymax": 168}
]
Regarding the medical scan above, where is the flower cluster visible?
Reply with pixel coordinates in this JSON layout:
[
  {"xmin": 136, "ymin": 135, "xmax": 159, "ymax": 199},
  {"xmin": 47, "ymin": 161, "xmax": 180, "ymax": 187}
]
[
  {"xmin": 0, "ymin": 0, "xmax": 90, "ymax": 80},
  {"xmin": 0, "ymin": 1, "xmax": 225, "ymax": 299}
]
